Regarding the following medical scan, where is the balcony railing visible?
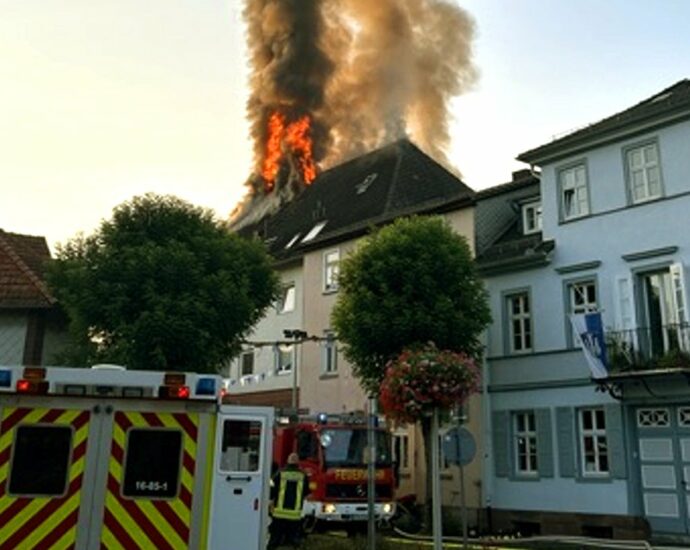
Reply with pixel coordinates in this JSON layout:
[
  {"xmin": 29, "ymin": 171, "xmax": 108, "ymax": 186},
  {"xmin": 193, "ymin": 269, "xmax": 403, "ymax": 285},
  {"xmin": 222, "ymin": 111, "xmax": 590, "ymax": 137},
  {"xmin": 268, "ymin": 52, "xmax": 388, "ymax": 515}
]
[{"xmin": 605, "ymin": 323, "xmax": 690, "ymax": 373}]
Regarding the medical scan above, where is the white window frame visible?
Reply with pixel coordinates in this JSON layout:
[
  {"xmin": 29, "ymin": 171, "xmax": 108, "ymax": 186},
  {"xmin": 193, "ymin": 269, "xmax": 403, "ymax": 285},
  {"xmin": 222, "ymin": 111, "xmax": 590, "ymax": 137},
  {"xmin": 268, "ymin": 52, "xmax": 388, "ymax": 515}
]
[
  {"xmin": 323, "ymin": 249, "xmax": 340, "ymax": 293},
  {"xmin": 522, "ymin": 201, "xmax": 542, "ymax": 235},
  {"xmin": 559, "ymin": 163, "xmax": 589, "ymax": 221},
  {"xmin": 240, "ymin": 350, "xmax": 254, "ymax": 377},
  {"xmin": 579, "ymin": 408, "xmax": 609, "ymax": 477},
  {"xmin": 626, "ymin": 141, "xmax": 662, "ymax": 204},
  {"xmin": 568, "ymin": 279, "xmax": 598, "ymax": 347},
  {"xmin": 321, "ymin": 331, "xmax": 338, "ymax": 374},
  {"xmin": 514, "ymin": 411, "xmax": 538, "ymax": 476},
  {"xmin": 569, "ymin": 280, "xmax": 598, "ymax": 315},
  {"xmin": 277, "ymin": 283, "xmax": 296, "ymax": 314},
  {"xmin": 508, "ymin": 293, "xmax": 532, "ymax": 353},
  {"xmin": 275, "ymin": 345, "xmax": 293, "ymax": 375}
]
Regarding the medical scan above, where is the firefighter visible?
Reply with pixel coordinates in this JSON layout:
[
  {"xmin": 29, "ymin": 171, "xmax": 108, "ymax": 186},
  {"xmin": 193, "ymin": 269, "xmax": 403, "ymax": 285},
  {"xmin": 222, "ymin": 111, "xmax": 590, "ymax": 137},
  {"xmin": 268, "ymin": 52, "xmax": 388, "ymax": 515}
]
[{"xmin": 268, "ymin": 452, "xmax": 310, "ymax": 549}]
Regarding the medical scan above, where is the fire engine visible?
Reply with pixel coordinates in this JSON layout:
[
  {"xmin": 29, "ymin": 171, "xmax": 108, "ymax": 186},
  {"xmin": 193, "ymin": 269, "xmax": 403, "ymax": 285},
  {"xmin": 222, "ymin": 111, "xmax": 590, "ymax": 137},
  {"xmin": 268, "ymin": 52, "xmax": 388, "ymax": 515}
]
[
  {"xmin": 0, "ymin": 365, "xmax": 273, "ymax": 550},
  {"xmin": 272, "ymin": 412, "xmax": 396, "ymax": 525}
]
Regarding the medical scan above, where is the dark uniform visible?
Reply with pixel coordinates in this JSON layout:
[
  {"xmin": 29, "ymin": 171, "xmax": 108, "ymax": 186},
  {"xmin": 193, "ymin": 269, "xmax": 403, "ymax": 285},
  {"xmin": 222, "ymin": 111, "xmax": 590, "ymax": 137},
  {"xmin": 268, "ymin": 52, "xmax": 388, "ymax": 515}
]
[{"xmin": 268, "ymin": 462, "xmax": 310, "ymax": 549}]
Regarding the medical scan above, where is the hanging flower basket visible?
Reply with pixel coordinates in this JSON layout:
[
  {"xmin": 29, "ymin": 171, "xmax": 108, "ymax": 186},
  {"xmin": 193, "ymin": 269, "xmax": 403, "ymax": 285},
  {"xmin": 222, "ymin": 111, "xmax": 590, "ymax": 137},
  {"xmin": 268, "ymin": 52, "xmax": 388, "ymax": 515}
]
[{"xmin": 379, "ymin": 343, "xmax": 481, "ymax": 424}]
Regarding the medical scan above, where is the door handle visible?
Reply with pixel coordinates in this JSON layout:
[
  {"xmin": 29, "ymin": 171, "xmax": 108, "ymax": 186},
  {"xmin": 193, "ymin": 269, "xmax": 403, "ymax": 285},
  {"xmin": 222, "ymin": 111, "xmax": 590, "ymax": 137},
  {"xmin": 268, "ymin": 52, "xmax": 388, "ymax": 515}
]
[{"xmin": 226, "ymin": 475, "xmax": 252, "ymax": 482}]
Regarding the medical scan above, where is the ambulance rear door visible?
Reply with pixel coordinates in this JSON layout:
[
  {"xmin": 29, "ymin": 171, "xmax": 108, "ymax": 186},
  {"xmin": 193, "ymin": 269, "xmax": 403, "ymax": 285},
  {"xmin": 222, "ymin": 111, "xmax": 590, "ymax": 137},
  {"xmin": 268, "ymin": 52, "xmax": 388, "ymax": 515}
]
[
  {"xmin": 208, "ymin": 405, "xmax": 274, "ymax": 550},
  {"xmin": 0, "ymin": 395, "xmax": 96, "ymax": 550}
]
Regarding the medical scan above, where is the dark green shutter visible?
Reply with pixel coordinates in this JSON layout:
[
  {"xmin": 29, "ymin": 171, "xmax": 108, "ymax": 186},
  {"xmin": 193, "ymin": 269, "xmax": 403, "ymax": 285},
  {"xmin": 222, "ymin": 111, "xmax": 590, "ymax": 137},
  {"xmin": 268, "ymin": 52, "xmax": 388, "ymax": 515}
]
[
  {"xmin": 535, "ymin": 408, "xmax": 554, "ymax": 478},
  {"xmin": 556, "ymin": 407, "xmax": 576, "ymax": 478},
  {"xmin": 492, "ymin": 410, "xmax": 510, "ymax": 477},
  {"xmin": 605, "ymin": 404, "xmax": 627, "ymax": 479}
]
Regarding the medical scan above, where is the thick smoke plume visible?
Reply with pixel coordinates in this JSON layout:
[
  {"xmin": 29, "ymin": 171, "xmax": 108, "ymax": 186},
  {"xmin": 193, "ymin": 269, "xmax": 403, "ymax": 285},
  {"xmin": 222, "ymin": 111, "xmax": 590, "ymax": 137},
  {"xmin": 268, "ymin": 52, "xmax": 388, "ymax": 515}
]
[{"xmin": 233, "ymin": 0, "xmax": 477, "ymax": 225}]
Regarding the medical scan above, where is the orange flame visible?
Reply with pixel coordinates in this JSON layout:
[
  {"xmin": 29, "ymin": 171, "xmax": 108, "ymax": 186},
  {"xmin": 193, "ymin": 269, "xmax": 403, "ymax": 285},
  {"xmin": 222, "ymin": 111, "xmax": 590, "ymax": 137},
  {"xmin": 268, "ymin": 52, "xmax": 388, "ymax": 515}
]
[{"xmin": 261, "ymin": 111, "xmax": 317, "ymax": 192}]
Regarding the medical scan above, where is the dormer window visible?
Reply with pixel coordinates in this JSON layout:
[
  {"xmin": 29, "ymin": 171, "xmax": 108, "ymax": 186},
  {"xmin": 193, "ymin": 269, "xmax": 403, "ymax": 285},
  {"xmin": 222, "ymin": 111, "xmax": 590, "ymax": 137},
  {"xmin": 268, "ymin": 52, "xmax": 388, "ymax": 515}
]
[{"xmin": 522, "ymin": 201, "xmax": 542, "ymax": 235}]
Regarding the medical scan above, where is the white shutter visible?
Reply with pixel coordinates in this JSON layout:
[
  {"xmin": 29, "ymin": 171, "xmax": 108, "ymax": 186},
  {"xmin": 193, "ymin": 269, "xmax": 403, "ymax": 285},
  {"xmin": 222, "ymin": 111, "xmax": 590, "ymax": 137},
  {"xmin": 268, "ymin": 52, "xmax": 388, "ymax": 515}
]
[
  {"xmin": 615, "ymin": 275, "xmax": 636, "ymax": 330},
  {"xmin": 670, "ymin": 262, "xmax": 689, "ymax": 351},
  {"xmin": 614, "ymin": 275, "xmax": 638, "ymax": 349}
]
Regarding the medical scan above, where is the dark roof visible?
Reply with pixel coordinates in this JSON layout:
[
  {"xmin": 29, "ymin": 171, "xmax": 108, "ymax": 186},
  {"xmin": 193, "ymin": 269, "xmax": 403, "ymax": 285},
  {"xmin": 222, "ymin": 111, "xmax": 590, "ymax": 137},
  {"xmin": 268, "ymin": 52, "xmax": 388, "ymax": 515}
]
[
  {"xmin": 519, "ymin": 79, "xmax": 690, "ymax": 164},
  {"xmin": 0, "ymin": 230, "xmax": 55, "ymax": 308},
  {"xmin": 475, "ymin": 169, "xmax": 539, "ymax": 200},
  {"xmin": 241, "ymin": 139, "xmax": 475, "ymax": 261}
]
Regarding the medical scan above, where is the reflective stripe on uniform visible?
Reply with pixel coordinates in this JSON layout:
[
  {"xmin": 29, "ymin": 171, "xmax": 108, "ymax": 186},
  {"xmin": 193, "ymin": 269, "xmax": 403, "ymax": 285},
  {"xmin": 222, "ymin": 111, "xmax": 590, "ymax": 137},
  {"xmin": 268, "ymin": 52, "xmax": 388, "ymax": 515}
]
[{"xmin": 273, "ymin": 470, "xmax": 305, "ymax": 521}]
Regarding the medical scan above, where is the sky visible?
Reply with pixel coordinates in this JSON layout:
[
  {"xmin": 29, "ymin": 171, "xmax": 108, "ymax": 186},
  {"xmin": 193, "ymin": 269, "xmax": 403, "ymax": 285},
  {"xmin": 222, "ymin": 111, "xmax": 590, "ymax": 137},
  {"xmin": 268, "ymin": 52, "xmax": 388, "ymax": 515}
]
[{"xmin": 1, "ymin": 0, "xmax": 689, "ymax": 251}]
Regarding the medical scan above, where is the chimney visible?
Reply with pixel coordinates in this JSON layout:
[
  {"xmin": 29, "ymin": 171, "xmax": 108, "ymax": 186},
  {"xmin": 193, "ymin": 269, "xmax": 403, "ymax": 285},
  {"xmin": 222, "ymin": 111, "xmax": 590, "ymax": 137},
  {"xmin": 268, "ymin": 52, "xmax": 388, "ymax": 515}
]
[{"xmin": 511, "ymin": 168, "xmax": 534, "ymax": 181}]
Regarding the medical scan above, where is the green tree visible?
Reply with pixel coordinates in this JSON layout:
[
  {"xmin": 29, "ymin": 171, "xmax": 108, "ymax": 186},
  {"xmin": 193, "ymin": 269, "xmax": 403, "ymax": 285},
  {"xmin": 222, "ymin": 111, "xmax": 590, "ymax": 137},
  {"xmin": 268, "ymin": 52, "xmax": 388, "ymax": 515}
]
[
  {"xmin": 47, "ymin": 194, "xmax": 279, "ymax": 373},
  {"xmin": 331, "ymin": 215, "xmax": 491, "ymax": 528},
  {"xmin": 332, "ymin": 215, "xmax": 490, "ymax": 392}
]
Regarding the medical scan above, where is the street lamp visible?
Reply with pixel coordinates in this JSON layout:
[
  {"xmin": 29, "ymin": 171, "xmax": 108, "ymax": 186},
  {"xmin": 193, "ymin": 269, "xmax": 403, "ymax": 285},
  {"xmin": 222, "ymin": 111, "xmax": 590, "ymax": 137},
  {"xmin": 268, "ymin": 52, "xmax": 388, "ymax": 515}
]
[{"xmin": 283, "ymin": 329, "xmax": 307, "ymax": 410}]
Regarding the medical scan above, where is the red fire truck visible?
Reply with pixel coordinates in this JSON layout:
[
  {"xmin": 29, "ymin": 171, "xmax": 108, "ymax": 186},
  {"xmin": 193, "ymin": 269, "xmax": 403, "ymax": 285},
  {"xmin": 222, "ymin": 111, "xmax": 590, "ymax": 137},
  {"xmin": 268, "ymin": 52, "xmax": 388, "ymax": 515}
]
[{"xmin": 272, "ymin": 412, "xmax": 396, "ymax": 525}]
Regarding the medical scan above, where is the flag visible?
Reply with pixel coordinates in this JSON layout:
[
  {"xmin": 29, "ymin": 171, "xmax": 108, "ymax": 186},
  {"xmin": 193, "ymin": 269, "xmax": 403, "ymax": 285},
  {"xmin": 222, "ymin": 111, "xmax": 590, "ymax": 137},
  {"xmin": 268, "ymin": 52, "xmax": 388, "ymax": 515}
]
[{"xmin": 570, "ymin": 312, "xmax": 609, "ymax": 379}]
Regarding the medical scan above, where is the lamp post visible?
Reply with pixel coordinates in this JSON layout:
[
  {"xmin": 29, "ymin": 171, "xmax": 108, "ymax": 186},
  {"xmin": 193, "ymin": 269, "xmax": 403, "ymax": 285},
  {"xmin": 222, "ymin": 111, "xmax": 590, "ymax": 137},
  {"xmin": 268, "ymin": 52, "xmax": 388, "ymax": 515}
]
[{"xmin": 283, "ymin": 329, "xmax": 307, "ymax": 410}]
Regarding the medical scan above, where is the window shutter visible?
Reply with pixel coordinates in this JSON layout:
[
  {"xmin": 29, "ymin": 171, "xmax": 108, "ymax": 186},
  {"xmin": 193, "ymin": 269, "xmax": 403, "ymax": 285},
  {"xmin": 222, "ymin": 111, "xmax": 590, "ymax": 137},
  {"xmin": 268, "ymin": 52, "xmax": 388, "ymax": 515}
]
[
  {"xmin": 535, "ymin": 408, "xmax": 554, "ymax": 478},
  {"xmin": 605, "ymin": 404, "xmax": 628, "ymax": 479},
  {"xmin": 556, "ymin": 407, "xmax": 576, "ymax": 478},
  {"xmin": 670, "ymin": 263, "xmax": 689, "ymax": 351},
  {"xmin": 614, "ymin": 275, "xmax": 636, "ymax": 331},
  {"xmin": 492, "ymin": 411, "xmax": 510, "ymax": 478},
  {"xmin": 614, "ymin": 275, "xmax": 638, "ymax": 351}
]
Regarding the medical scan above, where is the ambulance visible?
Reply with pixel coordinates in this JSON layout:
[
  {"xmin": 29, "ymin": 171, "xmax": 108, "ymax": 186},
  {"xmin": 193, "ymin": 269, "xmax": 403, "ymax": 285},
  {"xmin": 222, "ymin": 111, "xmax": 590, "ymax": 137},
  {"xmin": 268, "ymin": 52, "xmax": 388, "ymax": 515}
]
[{"xmin": 0, "ymin": 365, "xmax": 273, "ymax": 550}]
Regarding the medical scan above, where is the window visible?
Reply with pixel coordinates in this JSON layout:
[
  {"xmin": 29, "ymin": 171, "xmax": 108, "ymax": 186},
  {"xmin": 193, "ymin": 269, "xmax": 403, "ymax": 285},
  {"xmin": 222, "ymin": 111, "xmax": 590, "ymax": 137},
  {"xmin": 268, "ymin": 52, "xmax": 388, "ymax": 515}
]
[
  {"xmin": 507, "ymin": 293, "xmax": 532, "ymax": 353},
  {"xmin": 9, "ymin": 425, "xmax": 72, "ymax": 496},
  {"xmin": 579, "ymin": 408, "xmax": 609, "ymax": 476},
  {"xmin": 322, "ymin": 331, "xmax": 338, "ymax": 374},
  {"xmin": 277, "ymin": 283, "xmax": 296, "ymax": 314},
  {"xmin": 522, "ymin": 201, "xmax": 542, "ymax": 234},
  {"xmin": 324, "ymin": 249, "xmax": 340, "ymax": 292},
  {"xmin": 626, "ymin": 142, "xmax": 662, "ymax": 203},
  {"xmin": 438, "ymin": 430, "xmax": 452, "ymax": 470},
  {"xmin": 568, "ymin": 280, "xmax": 598, "ymax": 346},
  {"xmin": 514, "ymin": 412, "xmax": 538, "ymax": 475},
  {"xmin": 285, "ymin": 233, "xmax": 301, "ymax": 249},
  {"xmin": 220, "ymin": 419, "xmax": 262, "ymax": 472},
  {"xmin": 638, "ymin": 265, "xmax": 689, "ymax": 357},
  {"xmin": 302, "ymin": 220, "xmax": 327, "ymax": 243},
  {"xmin": 394, "ymin": 434, "xmax": 410, "ymax": 470},
  {"xmin": 240, "ymin": 351, "xmax": 254, "ymax": 377},
  {"xmin": 123, "ymin": 429, "xmax": 182, "ymax": 498},
  {"xmin": 559, "ymin": 163, "xmax": 589, "ymax": 220},
  {"xmin": 276, "ymin": 345, "xmax": 293, "ymax": 374},
  {"xmin": 297, "ymin": 431, "xmax": 319, "ymax": 461}
]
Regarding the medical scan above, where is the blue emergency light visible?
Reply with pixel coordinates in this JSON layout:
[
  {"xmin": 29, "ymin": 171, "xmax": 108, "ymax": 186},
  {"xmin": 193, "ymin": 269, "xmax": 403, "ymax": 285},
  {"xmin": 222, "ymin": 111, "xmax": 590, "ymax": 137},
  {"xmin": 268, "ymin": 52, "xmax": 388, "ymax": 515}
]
[
  {"xmin": 0, "ymin": 369, "xmax": 11, "ymax": 388},
  {"xmin": 195, "ymin": 377, "xmax": 217, "ymax": 396}
]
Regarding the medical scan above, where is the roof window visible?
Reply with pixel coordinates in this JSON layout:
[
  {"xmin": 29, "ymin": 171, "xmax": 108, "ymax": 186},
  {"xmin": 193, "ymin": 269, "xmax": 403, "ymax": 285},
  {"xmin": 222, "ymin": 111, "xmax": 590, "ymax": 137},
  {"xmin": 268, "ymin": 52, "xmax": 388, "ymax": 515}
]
[
  {"xmin": 355, "ymin": 173, "xmax": 378, "ymax": 194},
  {"xmin": 285, "ymin": 234, "xmax": 301, "ymax": 249},
  {"xmin": 302, "ymin": 220, "xmax": 327, "ymax": 243}
]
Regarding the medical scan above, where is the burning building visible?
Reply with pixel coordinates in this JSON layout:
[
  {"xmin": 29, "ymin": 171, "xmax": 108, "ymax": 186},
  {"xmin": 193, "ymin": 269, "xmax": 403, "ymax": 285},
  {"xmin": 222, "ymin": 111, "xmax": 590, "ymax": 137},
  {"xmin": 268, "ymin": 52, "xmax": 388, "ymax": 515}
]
[{"xmin": 232, "ymin": 0, "xmax": 477, "ymax": 228}]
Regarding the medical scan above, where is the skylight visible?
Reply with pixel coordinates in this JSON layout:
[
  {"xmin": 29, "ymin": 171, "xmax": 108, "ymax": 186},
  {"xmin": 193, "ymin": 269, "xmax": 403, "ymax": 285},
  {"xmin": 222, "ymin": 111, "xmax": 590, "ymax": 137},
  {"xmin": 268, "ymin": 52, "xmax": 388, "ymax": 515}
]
[
  {"xmin": 356, "ymin": 173, "xmax": 378, "ymax": 194},
  {"xmin": 302, "ymin": 220, "xmax": 327, "ymax": 242},
  {"xmin": 285, "ymin": 233, "xmax": 301, "ymax": 249},
  {"xmin": 651, "ymin": 92, "xmax": 672, "ymax": 104}
]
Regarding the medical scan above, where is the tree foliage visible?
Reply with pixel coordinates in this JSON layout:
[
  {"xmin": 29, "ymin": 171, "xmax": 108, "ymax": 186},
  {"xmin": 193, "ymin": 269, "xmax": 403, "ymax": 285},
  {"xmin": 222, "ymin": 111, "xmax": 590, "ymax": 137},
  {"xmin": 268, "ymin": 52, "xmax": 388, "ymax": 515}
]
[
  {"xmin": 47, "ymin": 194, "xmax": 279, "ymax": 372},
  {"xmin": 331, "ymin": 216, "xmax": 491, "ymax": 394}
]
